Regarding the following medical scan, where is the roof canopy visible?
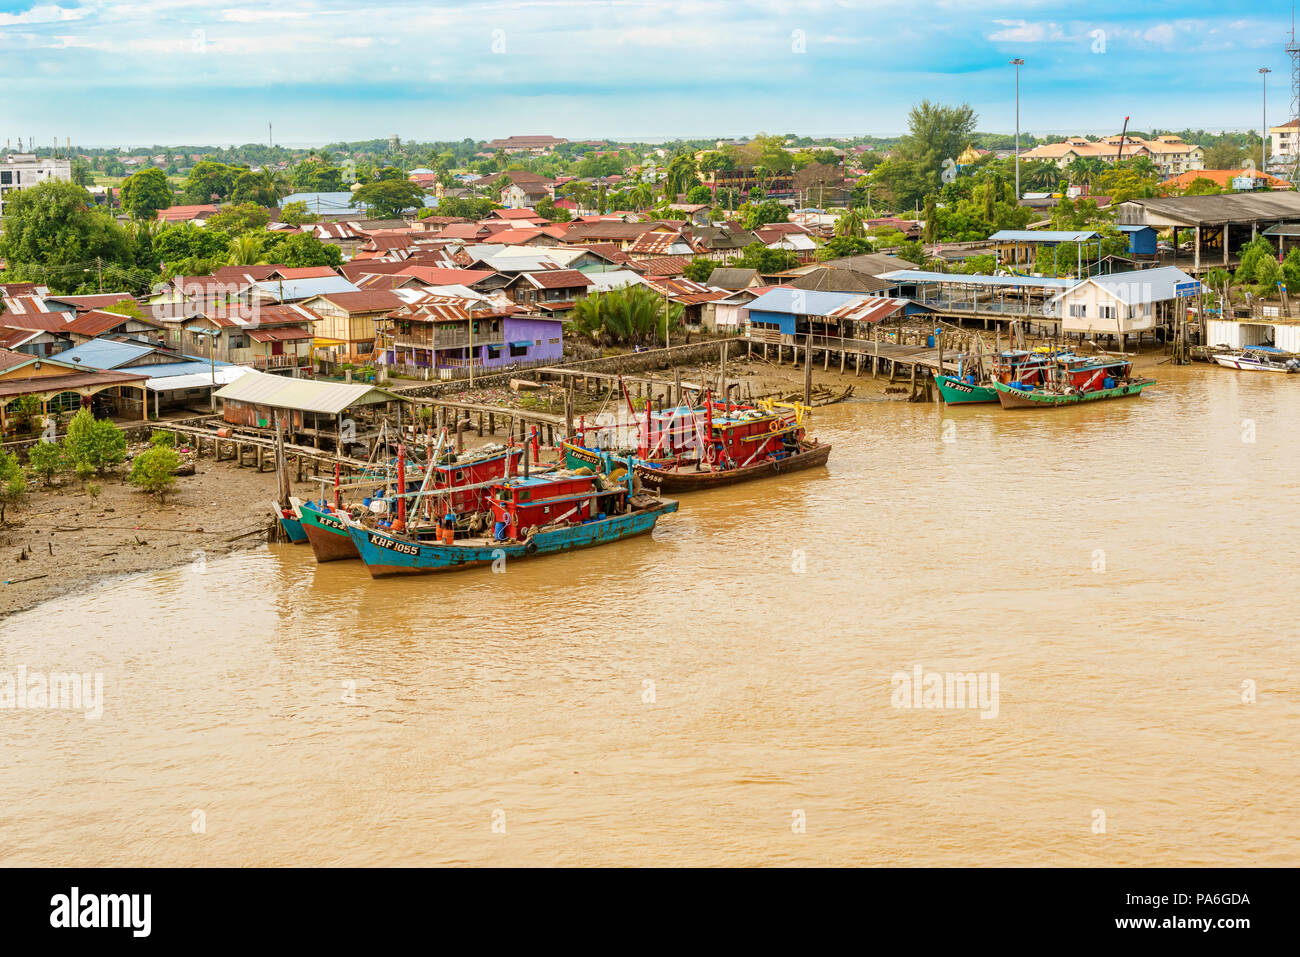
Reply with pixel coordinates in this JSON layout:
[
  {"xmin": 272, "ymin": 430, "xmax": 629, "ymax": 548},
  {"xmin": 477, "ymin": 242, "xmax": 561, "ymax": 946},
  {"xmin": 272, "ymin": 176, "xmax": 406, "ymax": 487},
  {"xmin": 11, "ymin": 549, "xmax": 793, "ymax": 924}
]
[{"xmin": 214, "ymin": 369, "xmax": 402, "ymax": 415}]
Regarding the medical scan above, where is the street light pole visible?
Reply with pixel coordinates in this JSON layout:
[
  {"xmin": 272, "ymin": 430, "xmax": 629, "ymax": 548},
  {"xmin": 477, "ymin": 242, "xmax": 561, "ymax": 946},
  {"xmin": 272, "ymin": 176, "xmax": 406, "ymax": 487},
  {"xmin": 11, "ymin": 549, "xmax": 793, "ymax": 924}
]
[
  {"xmin": 1260, "ymin": 67, "xmax": 1272, "ymax": 175},
  {"xmin": 1011, "ymin": 59, "xmax": 1024, "ymax": 201}
]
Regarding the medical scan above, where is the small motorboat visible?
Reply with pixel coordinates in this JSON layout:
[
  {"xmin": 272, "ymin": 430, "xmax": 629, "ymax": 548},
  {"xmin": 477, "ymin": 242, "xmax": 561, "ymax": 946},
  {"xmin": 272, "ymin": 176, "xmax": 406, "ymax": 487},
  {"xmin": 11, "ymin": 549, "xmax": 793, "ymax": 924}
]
[{"xmin": 1211, "ymin": 347, "xmax": 1300, "ymax": 373}]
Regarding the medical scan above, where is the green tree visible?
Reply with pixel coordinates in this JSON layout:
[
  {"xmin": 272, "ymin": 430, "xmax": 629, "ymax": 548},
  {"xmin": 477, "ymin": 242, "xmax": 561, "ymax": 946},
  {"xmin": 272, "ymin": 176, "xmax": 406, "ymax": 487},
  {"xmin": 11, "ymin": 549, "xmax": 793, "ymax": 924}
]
[
  {"xmin": 817, "ymin": 236, "xmax": 873, "ymax": 260},
  {"xmin": 205, "ymin": 203, "xmax": 271, "ymax": 234},
  {"xmin": 1202, "ymin": 141, "xmax": 1245, "ymax": 169},
  {"xmin": 0, "ymin": 451, "xmax": 26, "ymax": 525},
  {"xmin": 568, "ymin": 285, "xmax": 683, "ymax": 347},
  {"xmin": 738, "ymin": 199, "xmax": 788, "ymax": 230},
  {"xmin": 119, "ymin": 167, "xmax": 174, "ymax": 220},
  {"xmin": 835, "ymin": 207, "xmax": 866, "ymax": 239},
  {"xmin": 664, "ymin": 152, "xmax": 700, "ymax": 198},
  {"xmin": 182, "ymin": 161, "xmax": 241, "ymax": 204},
  {"xmin": 26, "ymin": 441, "xmax": 64, "ymax": 485},
  {"xmin": 351, "ymin": 179, "xmax": 427, "ymax": 218},
  {"xmin": 261, "ymin": 233, "xmax": 344, "ymax": 268},
  {"xmin": 683, "ymin": 257, "xmax": 716, "ymax": 282},
  {"xmin": 873, "ymin": 101, "xmax": 978, "ymax": 209},
  {"xmin": 64, "ymin": 408, "xmax": 127, "ymax": 476},
  {"xmin": 278, "ymin": 200, "xmax": 319, "ymax": 226},
  {"xmin": 0, "ymin": 180, "xmax": 131, "ymax": 293},
  {"xmin": 225, "ymin": 232, "xmax": 266, "ymax": 266},
  {"xmin": 129, "ymin": 445, "xmax": 181, "ymax": 504}
]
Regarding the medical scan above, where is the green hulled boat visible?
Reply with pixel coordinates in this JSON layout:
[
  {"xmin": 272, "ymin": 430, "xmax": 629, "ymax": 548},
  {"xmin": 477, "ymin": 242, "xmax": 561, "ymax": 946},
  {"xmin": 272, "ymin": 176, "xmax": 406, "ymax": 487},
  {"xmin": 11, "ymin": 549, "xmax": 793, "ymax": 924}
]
[
  {"xmin": 935, "ymin": 374, "xmax": 999, "ymax": 404},
  {"xmin": 992, "ymin": 377, "xmax": 1155, "ymax": 408}
]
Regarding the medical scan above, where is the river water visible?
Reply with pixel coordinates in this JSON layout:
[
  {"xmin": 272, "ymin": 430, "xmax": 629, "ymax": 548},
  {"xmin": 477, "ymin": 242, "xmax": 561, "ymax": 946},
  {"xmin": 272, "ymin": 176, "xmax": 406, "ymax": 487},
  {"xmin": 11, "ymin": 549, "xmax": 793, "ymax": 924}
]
[{"xmin": 2, "ymin": 364, "xmax": 1297, "ymax": 866}]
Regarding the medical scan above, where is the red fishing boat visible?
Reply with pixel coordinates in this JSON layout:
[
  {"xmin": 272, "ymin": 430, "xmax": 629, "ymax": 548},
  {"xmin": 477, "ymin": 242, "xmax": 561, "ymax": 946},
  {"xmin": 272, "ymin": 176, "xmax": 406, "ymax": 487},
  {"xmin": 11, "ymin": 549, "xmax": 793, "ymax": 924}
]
[{"xmin": 630, "ymin": 397, "xmax": 831, "ymax": 493}]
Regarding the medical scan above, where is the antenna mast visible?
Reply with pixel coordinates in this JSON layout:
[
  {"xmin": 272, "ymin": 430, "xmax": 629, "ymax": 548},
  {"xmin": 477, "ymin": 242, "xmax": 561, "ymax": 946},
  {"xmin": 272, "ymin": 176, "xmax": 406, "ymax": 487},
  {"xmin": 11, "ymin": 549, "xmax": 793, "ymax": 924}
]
[{"xmin": 1288, "ymin": 2, "xmax": 1300, "ymax": 184}]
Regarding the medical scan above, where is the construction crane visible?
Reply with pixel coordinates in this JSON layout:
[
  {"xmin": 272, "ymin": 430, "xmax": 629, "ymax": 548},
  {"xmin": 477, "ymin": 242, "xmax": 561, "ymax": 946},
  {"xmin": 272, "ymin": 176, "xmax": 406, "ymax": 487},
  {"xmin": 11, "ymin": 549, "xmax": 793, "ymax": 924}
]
[{"xmin": 1115, "ymin": 116, "xmax": 1130, "ymax": 163}]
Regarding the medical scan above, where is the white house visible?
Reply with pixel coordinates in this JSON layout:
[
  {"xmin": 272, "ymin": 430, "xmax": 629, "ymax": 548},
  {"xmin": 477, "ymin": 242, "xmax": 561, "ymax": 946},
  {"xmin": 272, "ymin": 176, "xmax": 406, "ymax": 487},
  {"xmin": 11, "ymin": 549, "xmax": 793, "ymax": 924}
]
[{"xmin": 1051, "ymin": 266, "xmax": 1201, "ymax": 336}]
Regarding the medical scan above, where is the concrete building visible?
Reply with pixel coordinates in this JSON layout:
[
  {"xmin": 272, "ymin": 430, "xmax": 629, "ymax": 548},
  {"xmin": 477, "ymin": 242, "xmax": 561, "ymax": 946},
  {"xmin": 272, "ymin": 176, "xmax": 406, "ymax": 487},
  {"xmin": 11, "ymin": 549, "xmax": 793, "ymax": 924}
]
[{"xmin": 0, "ymin": 153, "xmax": 73, "ymax": 215}]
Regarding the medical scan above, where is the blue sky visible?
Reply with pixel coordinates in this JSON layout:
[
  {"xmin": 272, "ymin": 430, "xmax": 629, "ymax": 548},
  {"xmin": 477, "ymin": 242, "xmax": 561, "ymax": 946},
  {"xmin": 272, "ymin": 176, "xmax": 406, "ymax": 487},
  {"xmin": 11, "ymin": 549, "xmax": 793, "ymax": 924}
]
[{"xmin": 0, "ymin": 0, "xmax": 1292, "ymax": 146}]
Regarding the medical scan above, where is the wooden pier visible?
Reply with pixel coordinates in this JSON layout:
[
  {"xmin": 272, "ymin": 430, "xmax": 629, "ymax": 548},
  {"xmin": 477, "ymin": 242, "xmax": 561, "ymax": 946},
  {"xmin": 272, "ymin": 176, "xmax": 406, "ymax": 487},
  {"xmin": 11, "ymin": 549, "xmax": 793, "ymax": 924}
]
[{"xmin": 156, "ymin": 422, "xmax": 373, "ymax": 482}]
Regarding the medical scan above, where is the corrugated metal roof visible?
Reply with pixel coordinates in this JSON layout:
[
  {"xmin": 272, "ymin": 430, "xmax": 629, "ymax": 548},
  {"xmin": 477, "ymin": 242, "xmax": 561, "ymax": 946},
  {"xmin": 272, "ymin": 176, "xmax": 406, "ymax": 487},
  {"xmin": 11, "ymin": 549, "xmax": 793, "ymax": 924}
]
[
  {"xmin": 54, "ymin": 339, "xmax": 155, "ymax": 369},
  {"xmin": 1052, "ymin": 266, "xmax": 1200, "ymax": 304},
  {"xmin": 254, "ymin": 277, "xmax": 359, "ymax": 302},
  {"xmin": 876, "ymin": 270, "xmax": 1078, "ymax": 289},
  {"xmin": 988, "ymin": 230, "xmax": 1100, "ymax": 243},
  {"xmin": 214, "ymin": 369, "xmax": 400, "ymax": 415},
  {"xmin": 145, "ymin": 365, "xmax": 247, "ymax": 392}
]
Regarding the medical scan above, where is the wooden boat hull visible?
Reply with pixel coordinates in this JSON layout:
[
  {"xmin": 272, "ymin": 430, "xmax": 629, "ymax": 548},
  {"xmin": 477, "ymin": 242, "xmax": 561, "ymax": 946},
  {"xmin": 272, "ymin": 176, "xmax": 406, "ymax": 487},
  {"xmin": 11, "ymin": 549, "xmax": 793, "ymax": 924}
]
[
  {"xmin": 299, "ymin": 502, "xmax": 360, "ymax": 562},
  {"xmin": 993, "ymin": 379, "xmax": 1155, "ymax": 409},
  {"xmin": 343, "ymin": 500, "xmax": 679, "ymax": 577},
  {"xmin": 560, "ymin": 440, "xmax": 674, "ymax": 475},
  {"xmin": 935, "ymin": 375, "xmax": 998, "ymax": 404},
  {"xmin": 273, "ymin": 501, "xmax": 309, "ymax": 544},
  {"xmin": 633, "ymin": 441, "xmax": 831, "ymax": 492}
]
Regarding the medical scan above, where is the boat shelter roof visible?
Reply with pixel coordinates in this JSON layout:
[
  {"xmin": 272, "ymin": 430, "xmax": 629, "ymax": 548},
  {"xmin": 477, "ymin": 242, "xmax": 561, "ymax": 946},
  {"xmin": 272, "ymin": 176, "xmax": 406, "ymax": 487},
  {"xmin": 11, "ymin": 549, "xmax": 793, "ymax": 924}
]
[{"xmin": 214, "ymin": 369, "xmax": 402, "ymax": 415}]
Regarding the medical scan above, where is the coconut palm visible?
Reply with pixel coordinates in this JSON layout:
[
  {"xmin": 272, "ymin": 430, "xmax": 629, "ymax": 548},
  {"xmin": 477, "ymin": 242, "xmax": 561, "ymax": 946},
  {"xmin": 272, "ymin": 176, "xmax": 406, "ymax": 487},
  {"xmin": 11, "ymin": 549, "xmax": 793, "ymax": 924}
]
[
  {"xmin": 1066, "ymin": 157, "xmax": 1105, "ymax": 187},
  {"xmin": 225, "ymin": 232, "xmax": 266, "ymax": 267},
  {"xmin": 569, "ymin": 286, "xmax": 682, "ymax": 347},
  {"xmin": 834, "ymin": 207, "xmax": 866, "ymax": 238}
]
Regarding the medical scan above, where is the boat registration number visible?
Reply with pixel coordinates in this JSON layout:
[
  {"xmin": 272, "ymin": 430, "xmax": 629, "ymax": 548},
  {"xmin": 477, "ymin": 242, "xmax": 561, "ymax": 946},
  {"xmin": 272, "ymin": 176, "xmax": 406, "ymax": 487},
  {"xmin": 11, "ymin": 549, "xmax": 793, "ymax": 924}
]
[
  {"xmin": 316, "ymin": 515, "xmax": 345, "ymax": 531},
  {"xmin": 368, "ymin": 533, "xmax": 420, "ymax": 556},
  {"xmin": 945, "ymin": 380, "xmax": 974, "ymax": 393}
]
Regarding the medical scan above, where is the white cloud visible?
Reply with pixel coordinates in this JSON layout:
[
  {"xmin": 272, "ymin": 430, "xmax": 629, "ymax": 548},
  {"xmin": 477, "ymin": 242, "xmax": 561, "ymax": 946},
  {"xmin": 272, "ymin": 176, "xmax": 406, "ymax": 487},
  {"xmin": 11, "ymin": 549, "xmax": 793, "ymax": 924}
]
[
  {"xmin": 987, "ymin": 19, "xmax": 1068, "ymax": 43},
  {"xmin": 0, "ymin": 4, "xmax": 92, "ymax": 27}
]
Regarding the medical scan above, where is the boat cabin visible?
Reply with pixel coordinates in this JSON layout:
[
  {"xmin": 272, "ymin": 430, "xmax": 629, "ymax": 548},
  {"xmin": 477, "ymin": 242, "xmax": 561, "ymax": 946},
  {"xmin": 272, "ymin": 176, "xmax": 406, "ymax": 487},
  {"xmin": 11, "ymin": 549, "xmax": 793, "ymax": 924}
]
[{"xmin": 489, "ymin": 473, "xmax": 627, "ymax": 540}]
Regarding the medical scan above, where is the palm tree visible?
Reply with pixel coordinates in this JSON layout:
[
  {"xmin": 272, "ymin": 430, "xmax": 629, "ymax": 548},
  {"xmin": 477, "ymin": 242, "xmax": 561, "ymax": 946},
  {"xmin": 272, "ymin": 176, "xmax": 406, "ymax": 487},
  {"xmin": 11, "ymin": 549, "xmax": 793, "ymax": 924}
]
[
  {"xmin": 1066, "ymin": 157, "xmax": 1105, "ymax": 187},
  {"xmin": 226, "ymin": 233, "xmax": 266, "ymax": 267},
  {"xmin": 1022, "ymin": 160, "xmax": 1061, "ymax": 192},
  {"xmin": 834, "ymin": 207, "xmax": 866, "ymax": 238},
  {"xmin": 257, "ymin": 167, "xmax": 292, "ymax": 202}
]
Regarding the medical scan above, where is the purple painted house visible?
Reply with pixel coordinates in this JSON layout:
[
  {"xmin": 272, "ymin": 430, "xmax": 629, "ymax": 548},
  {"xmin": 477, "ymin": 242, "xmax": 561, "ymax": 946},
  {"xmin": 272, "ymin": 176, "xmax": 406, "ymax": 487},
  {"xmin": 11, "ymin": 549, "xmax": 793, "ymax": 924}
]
[{"xmin": 378, "ymin": 295, "xmax": 564, "ymax": 379}]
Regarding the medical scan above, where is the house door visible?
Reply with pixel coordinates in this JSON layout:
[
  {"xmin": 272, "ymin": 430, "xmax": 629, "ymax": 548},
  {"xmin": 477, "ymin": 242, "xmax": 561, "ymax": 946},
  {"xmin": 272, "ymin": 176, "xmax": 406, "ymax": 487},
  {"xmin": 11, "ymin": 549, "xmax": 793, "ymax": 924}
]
[{"xmin": 272, "ymin": 341, "xmax": 284, "ymax": 356}]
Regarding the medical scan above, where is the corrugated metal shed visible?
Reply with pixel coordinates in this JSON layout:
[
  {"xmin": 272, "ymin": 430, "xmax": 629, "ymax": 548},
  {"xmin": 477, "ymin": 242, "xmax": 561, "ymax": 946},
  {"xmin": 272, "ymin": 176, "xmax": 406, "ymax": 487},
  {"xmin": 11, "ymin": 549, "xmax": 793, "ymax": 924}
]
[{"xmin": 214, "ymin": 369, "xmax": 400, "ymax": 415}]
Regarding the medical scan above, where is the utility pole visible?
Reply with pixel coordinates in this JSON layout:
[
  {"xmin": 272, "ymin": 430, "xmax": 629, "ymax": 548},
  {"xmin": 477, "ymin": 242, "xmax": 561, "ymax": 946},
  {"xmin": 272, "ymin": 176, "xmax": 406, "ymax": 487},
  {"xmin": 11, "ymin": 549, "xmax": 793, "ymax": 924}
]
[
  {"xmin": 1010, "ymin": 59, "xmax": 1025, "ymax": 201},
  {"xmin": 1260, "ymin": 67, "xmax": 1273, "ymax": 175}
]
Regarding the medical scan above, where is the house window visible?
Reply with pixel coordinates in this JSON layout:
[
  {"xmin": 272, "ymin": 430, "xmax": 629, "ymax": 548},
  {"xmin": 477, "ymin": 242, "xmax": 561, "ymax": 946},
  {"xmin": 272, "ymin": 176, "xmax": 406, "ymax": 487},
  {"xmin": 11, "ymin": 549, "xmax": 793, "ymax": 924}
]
[
  {"xmin": 1068, "ymin": 305, "xmax": 1086, "ymax": 318},
  {"xmin": 510, "ymin": 343, "xmax": 529, "ymax": 358},
  {"xmin": 1141, "ymin": 302, "xmax": 1152, "ymax": 317},
  {"xmin": 1098, "ymin": 305, "xmax": 1116, "ymax": 320},
  {"xmin": 549, "ymin": 337, "xmax": 560, "ymax": 344},
  {"xmin": 228, "ymin": 334, "xmax": 248, "ymax": 350}
]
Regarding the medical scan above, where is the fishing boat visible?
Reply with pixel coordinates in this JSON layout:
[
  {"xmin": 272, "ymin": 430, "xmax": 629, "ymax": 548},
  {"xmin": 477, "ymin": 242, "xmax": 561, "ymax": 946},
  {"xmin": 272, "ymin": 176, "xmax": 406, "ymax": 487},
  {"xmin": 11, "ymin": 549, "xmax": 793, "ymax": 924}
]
[
  {"xmin": 299, "ymin": 443, "xmax": 525, "ymax": 562},
  {"xmin": 936, "ymin": 349, "xmax": 1054, "ymax": 404},
  {"xmin": 272, "ymin": 500, "xmax": 309, "ymax": 544},
  {"xmin": 993, "ymin": 353, "xmax": 1154, "ymax": 408},
  {"xmin": 341, "ymin": 469, "xmax": 677, "ymax": 577},
  {"xmin": 564, "ymin": 396, "xmax": 830, "ymax": 493},
  {"xmin": 1211, "ymin": 346, "xmax": 1300, "ymax": 373}
]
